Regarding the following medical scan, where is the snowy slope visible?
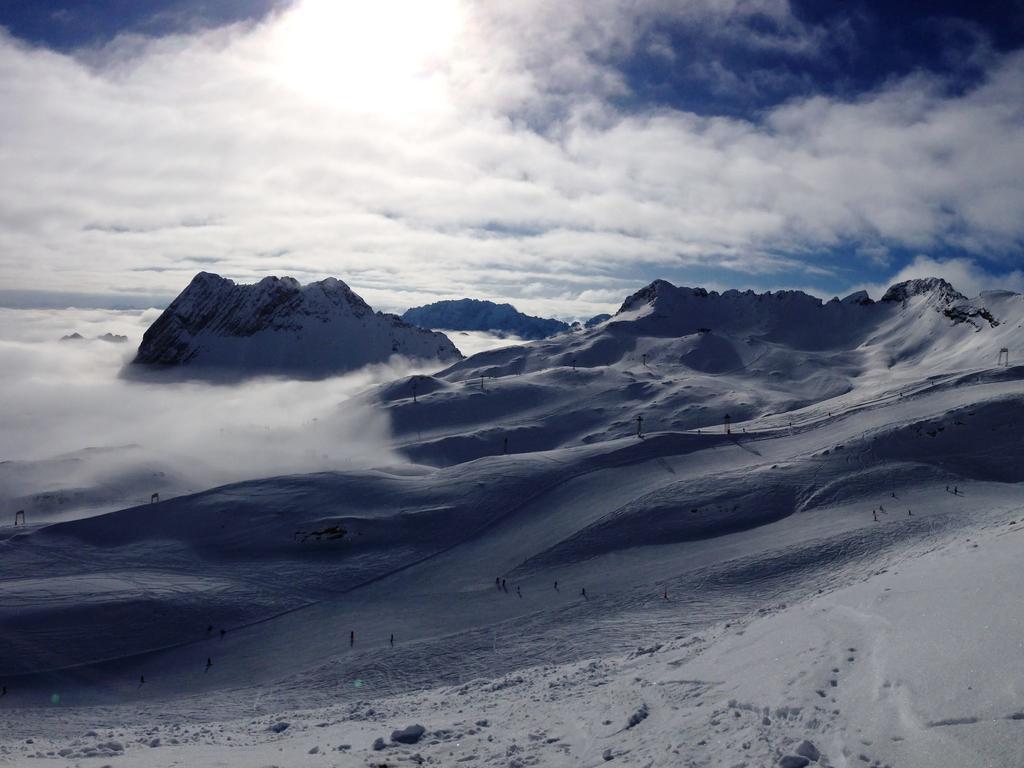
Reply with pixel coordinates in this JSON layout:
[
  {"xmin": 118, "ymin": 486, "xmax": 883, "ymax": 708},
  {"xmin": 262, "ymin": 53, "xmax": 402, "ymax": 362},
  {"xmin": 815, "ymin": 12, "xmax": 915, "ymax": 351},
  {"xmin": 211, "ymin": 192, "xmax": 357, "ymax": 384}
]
[
  {"xmin": 2, "ymin": 276, "xmax": 1024, "ymax": 768},
  {"xmin": 7, "ymin": 503, "xmax": 1024, "ymax": 768},
  {"xmin": 3, "ymin": 377, "xmax": 1023, "ymax": 767},
  {"xmin": 372, "ymin": 278, "xmax": 1021, "ymax": 466},
  {"xmin": 402, "ymin": 298, "xmax": 570, "ymax": 339},
  {"xmin": 132, "ymin": 272, "xmax": 463, "ymax": 377}
]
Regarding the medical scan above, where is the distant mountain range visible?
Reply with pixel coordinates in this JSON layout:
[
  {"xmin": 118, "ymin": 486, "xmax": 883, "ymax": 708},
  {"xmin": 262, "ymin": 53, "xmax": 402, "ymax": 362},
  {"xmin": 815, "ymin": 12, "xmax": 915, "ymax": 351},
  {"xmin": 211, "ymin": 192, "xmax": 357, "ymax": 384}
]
[
  {"xmin": 400, "ymin": 298, "xmax": 613, "ymax": 338},
  {"xmin": 401, "ymin": 298, "xmax": 572, "ymax": 340},
  {"xmin": 131, "ymin": 271, "xmax": 1011, "ymax": 387},
  {"xmin": 60, "ymin": 332, "xmax": 128, "ymax": 343}
]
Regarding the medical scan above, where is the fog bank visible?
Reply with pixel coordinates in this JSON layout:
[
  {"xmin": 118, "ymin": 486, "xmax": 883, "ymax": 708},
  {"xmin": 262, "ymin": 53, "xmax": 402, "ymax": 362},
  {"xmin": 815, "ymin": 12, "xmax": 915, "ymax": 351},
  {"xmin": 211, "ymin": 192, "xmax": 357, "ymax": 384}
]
[{"xmin": 0, "ymin": 308, "xmax": 444, "ymax": 522}]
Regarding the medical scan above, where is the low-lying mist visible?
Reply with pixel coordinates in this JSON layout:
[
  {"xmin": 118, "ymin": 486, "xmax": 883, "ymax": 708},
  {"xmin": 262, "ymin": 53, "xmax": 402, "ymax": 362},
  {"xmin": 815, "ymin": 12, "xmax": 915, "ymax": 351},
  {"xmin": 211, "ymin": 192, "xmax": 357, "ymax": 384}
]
[
  {"xmin": 0, "ymin": 308, "xmax": 446, "ymax": 522},
  {"xmin": 437, "ymin": 329, "xmax": 527, "ymax": 357}
]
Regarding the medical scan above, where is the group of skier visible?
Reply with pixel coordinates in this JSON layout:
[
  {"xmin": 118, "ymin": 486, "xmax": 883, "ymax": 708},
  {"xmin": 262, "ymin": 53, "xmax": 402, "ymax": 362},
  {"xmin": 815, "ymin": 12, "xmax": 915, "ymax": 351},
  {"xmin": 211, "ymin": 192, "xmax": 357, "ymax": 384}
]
[
  {"xmin": 348, "ymin": 630, "xmax": 394, "ymax": 647},
  {"xmin": 496, "ymin": 576, "xmax": 588, "ymax": 599},
  {"xmin": 871, "ymin": 485, "xmax": 964, "ymax": 521},
  {"xmin": 17, "ymin": 480, "xmax": 975, "ymax": 700},
  {"xmin": 138, "ymin": 655, "xmax": 214, "ymax": 687},
  {"xmin": 872, "ymin": 504, "xmax": 915, "ymax": 521}
]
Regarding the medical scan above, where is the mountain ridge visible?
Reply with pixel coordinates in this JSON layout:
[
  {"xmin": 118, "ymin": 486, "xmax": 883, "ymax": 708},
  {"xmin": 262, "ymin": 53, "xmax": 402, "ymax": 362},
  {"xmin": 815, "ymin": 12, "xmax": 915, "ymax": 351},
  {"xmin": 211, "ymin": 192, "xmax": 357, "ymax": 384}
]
[
  {"xmin": 402, "ymin": 298, "xmax": 570, "ymax": 339},
  {"xmin": 373, "ymin": 275, "xmax": 1020, "ymax": 466}
]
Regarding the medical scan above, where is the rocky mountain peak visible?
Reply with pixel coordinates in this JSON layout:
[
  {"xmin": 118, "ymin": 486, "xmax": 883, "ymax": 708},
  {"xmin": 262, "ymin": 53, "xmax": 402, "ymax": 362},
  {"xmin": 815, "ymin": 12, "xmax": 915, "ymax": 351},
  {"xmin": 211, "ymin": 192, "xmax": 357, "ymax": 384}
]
[
  {"xmin": 132, "ymin": 272, "xmax": 462, "ymax": 377},
  {"xmin": 880, "ymin": 278, "xmax": 966, "ymax": 304}
]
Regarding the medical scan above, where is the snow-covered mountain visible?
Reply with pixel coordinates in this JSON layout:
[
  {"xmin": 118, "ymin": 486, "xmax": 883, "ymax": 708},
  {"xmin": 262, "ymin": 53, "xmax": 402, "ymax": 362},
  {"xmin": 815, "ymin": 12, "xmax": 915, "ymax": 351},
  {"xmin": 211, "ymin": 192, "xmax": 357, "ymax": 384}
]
[
  {"xmin": 6, "ymin": 275, "xmax": 1024, "ymax": 768},
  {"xmin": 401, "ymin": 298, "xmax": 570, "ymax": 339},
  {"xmin": 373, "ymin": 277, "xmax": 1020, "ymax": 465},
  {"xmin": 132, "ymin": 272, "xmax": 462, "ymax": 377}
]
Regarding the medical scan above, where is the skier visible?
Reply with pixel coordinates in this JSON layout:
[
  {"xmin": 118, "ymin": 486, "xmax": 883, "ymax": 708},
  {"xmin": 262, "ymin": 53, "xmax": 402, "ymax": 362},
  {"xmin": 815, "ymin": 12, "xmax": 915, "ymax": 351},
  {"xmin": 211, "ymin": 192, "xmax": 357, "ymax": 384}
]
[
  {"xmin": 501, "ymin": 578, "xmax": 507, "ymax": 593},
  {"xmin": 580, "ymin": 587, "xmax": 587, "ymax": 600},
  {"xmin": 207, "ymin": 624, "xmax": 213, "ymax": 634},
  {"xmin": 390, "ymin": 633, "xmax": 394, "ymax": 647},
  {"xmin": 554, "ymin": 581, "xmax": 559, "ymax": 591},
  {"xmin": 139, "ymin": 674, "xmax": 145, "ymax": 687},
  {"xmin": 205, "ymin": 657, "xmax": 212, "ymax": 673},
  {"xmin": 872, "ymin": 510, "xmax": 878, "ymax": 522},
  {"xmin": 662, "ymin": 589, "xmax": 668, "ymax": 601},
  {"xmin": 495, "ymin": 577, "xmax": 500, "ymax": 589},
  {"xmin": 908, "ymin": 509, "xmax": 913, "ymax": 516},
  {"xmin": 1, "ymin": 685, "xmax": 6, "ymax": 697},
  {"xmin": 954, "ymin": 485, "xmax": 959, "ymax": 495},
  {"xmin": 350, "ymin": 630, "xmax": 355, "ymax": 647},
  {"xmin": 220, "ymin": 629, "xmax": 226, "ymax": 639},
  {"xmin": 516, "ymin": 586, "xmax": 522, "ymax": 598}
]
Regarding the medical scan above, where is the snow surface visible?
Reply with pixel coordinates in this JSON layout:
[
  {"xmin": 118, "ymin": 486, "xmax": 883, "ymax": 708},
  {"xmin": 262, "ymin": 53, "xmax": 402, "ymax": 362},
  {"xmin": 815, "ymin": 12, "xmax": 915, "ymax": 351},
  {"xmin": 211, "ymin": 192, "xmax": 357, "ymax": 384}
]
[{"xmin": 2, "ymin": 278, "xmax": 1024, "ymax": 767}]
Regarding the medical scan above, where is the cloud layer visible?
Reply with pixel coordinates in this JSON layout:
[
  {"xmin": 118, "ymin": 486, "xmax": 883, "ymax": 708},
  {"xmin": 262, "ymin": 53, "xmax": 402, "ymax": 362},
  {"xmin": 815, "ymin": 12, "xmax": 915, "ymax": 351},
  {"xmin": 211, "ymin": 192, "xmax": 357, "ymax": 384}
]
[
  {"xmin": 1, "ymin": 1, "xmax": 1023, "ymax": 318},
  {"xmin": 0, "ymin": 308, "xmax": 430, "ymax": 520}
]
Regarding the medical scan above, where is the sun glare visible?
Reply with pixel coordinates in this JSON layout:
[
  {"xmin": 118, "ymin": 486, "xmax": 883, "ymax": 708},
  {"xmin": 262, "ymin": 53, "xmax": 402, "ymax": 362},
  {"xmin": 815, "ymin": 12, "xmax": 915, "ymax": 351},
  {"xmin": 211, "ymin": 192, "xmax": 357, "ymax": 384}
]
[{"xmin": 270, "ymin": 0, "xmax": 463, "ymax": 115}]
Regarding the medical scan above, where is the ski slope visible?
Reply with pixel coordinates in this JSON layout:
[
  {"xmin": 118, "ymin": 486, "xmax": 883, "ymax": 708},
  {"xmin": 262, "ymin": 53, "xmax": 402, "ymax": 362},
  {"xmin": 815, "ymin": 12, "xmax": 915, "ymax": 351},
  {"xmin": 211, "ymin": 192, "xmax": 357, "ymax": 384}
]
[{"xmin": 1, "ymin": 278, "xmax": 1023, "ymax": 767}]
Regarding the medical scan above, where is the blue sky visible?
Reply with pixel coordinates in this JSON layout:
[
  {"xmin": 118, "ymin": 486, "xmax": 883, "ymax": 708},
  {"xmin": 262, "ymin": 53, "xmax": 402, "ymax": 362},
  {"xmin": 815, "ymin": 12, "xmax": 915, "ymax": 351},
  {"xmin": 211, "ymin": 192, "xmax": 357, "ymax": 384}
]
[
  {"xmin": 0, "ymin": 0, "xmax": 1023, "ymax": 317},
  {"xmin": 0, "ymin": 0, "xmax": 287, "ymax": 49},
  {"xmin": 616, "ymin": 1, "xmax": 1024, "ymax": 117}
]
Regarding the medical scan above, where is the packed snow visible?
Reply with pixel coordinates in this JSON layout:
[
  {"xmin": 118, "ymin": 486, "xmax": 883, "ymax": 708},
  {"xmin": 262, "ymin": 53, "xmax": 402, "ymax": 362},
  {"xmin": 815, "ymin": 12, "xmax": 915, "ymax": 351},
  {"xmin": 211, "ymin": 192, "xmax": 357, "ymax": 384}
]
[{"xmin": 1, "ymin": 277, "xmax": 1023, "ymax": 767}]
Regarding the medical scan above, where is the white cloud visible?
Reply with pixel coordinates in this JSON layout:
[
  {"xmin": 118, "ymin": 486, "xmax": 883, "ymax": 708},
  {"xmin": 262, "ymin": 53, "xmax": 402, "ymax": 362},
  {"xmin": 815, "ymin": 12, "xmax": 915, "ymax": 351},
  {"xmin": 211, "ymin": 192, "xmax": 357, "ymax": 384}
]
[
  {"xmin": 0, "ymin": 1, "xmax": 1023, "ymax": 321},
  {"xmin": 0, "ymin": 308, "xmax": 437, "ymax": 513}
]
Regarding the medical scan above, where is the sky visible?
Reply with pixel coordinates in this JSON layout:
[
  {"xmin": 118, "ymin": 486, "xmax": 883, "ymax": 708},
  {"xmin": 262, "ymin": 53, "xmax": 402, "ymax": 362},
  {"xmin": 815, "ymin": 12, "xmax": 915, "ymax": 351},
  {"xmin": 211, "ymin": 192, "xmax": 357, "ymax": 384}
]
[{"xmin": 1, "ymin": 0, "xmax": 1024, "ymax": 319}]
